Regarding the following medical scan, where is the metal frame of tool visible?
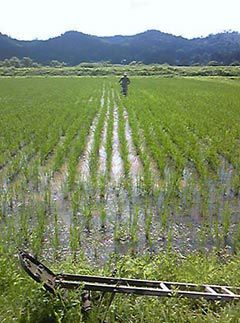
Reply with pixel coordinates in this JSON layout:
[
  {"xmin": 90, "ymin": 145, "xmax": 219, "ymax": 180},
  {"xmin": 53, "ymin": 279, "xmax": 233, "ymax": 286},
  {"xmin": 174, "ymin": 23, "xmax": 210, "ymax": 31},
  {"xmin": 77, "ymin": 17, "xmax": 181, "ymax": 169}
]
[{"xmin": 19, "ymin": 251, "xmax": 240, "ymax": 303}]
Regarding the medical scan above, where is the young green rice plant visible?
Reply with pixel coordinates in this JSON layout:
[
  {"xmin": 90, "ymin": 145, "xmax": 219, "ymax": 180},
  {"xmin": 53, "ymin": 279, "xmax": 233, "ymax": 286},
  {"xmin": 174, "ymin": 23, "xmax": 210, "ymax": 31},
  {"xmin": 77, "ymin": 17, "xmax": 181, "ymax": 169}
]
[
  {"xmin": 70, "ymin": 222, "xmax": 80, "ymax": 262},
  {"xmin": 130, "ymin": 206, "xmax": 139, "ymax": 244},
  {"xmin": 60, "ymin": 179, "xmax": 69, "ymax": 200},
  {"xmin": 113, "ymin": 221, "xmax": 129, "ymax": 243},
  {"xmin": 52, "ymin": 207, "xmax": 60, "ymax": 256},
  {"xmin": 31, "ymin": 205, "xmax": 46, "ymax": 256},
  {"xmin": 100, "ymin": 202, "xmax": 107, "ymax": 230},
  {"xmin": 99, "ymin": 174, "xmax": 106, "ymax": 200},
  {"xmin": 222, "ymin": 201, "xmax": 231, "ymax": 244},
  {"xmin": 70, "ymin": 189, "xmax": 80, "ymax": 217},
  {"xmin": 7, "ymin": 186, "xmax": 14, "ymax": 211},
  {"xmin": 3, "ymin": 216, "xmax": 16, "ymax": 252},
  {"xmin": 145, "ymin": 208, "xmax": 153, "ymax": 243},
  {"xmin": 212, "ymin": 217, "xmax": 222, "ymax": 251},
  {"xmin": 113, "ymin": 221, "xmax": 121, "ymax": 242},
  {"xmin": 106, "ymin": 100, "xmax": 114, "ymax": 180},
  {"xmin": 117, "ymin": 101, "xmax": 131, "ymax": 181},
  {"xmin": 124, "ymin": 105, "xmax": 152, "ymax": 193},
  {"xmin": 0, "ymin": 187, "xmax": 7, "ymax": 217},
  {"xmin": 232, "ymin": 223, "xmax": 240, "ymax": 254},
  {"xmin": 167, "ymin": 226, "xmax": 173, "ymax": 253},
  {"xmin": 161, "ymin": 204, "xmax": 168, "ymax": 232},
  {"xmin": 198, "ymin": 180, "xmax": 210, "ymax": 218},
  {"xmin": 18, "ymin": 207, "xmax": 30, "ymax": 247},
  {"xmin": 82, "ymin": 200, "xmax": 93, "ymax": 232},
  {"xmin": 231, "ymin": 173, "xmax": 240, "ymax": 197},
  {"xmin": 63, "ymin": 99, "xmax": 101, "ymax": 192},
  {"xmin": 52, "ymin": 118, "xmax": 81, "ymax": 173},
  {"xmin": 44, "ymin": 184, "xmax": 51, "ymax": 214},
  {"xmin": 26, "ymin": 158, "xmax": 40, "ymax": 191},
  {"xmin": 212, "ymin": 186, "xmax": 223, "ymax": 218},
  {"xmin": 198, "ymin": 223, "xmax": 209, "ymax": 252},
  {"xmin": 91, "ymin": 99, "xmax": 107, "ymax": 167}
]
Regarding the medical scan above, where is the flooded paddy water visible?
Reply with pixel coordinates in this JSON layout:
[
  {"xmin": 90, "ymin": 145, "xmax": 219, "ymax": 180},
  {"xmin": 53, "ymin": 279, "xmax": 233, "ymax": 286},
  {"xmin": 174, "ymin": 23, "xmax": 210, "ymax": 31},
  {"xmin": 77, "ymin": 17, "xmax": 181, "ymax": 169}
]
[{"xmin": 1, "ymin": 87, "xmax": 240, "ymax": 267}]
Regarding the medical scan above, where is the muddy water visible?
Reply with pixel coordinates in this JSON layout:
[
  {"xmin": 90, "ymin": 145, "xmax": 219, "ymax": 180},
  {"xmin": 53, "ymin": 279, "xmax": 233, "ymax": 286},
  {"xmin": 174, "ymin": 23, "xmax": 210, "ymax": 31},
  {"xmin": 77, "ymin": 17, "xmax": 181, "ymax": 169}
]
[
  {"xmin": 111, "ymin": 104, "xmax": 124, "ymax": 184},
  {"xmin": 98, "ymin": 99, "xmax": 109, "ymax": 176},
  {"xmin": 42, "ymin": 96, "xmax": 238, "ymax": 264},
  {"xmin": 5, "ymin": 90, "xmax": 240, "ymax": 266},
  {"xmin": 123, "ymin": 108, "xmax": 142, "ymax": 186},
  {"xmin": 64, "ymin": 192, "xmax": 240, "ymax": 265},
  {"xmin": 51, "ymin": 164, "xmax": 68, "ymax": 199}
]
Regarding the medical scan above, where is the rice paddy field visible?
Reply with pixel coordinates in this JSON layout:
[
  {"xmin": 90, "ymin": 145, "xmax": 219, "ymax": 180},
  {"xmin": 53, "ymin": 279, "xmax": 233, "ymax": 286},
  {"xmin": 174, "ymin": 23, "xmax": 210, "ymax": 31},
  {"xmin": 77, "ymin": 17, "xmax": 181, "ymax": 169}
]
[{"xmin": 1, "ymin": 76, "xmax": 240, "ymax": 322}]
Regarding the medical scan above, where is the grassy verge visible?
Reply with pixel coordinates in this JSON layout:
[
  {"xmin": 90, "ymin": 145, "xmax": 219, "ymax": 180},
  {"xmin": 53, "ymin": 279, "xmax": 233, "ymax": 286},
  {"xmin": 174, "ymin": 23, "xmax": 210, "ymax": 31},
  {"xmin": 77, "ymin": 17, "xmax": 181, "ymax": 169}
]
[
  {"xmin": 1, "ymin": 249, "xmax": 240, "ymax": 322},
  {"xmin": 0, "ymin": 64, "xmax": 240, "ymax": 77}
]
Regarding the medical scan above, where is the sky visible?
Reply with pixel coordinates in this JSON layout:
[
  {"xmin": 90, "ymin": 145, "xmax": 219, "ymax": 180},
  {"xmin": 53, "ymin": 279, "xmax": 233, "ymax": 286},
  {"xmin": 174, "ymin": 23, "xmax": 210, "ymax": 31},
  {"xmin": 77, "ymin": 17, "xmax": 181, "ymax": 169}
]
[{"xmin": 1, "ymin": 0, "xmax": 239, "ymax": 40}]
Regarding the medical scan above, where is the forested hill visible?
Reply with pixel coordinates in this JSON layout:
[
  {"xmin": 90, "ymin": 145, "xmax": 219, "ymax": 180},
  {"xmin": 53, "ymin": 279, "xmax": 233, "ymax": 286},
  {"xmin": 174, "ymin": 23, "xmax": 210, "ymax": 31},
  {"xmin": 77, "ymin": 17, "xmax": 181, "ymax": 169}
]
[{"xmin": 0, "ymin": 30, "xmax": 240, "ymax": 66}]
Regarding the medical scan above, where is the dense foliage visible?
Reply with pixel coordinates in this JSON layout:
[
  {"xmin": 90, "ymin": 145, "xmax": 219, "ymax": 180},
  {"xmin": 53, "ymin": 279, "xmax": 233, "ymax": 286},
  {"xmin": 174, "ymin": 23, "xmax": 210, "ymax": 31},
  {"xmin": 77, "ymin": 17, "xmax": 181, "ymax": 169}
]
[{"xmin": 0, "ymin": 63, "xmax": 239, "ymax": 77}]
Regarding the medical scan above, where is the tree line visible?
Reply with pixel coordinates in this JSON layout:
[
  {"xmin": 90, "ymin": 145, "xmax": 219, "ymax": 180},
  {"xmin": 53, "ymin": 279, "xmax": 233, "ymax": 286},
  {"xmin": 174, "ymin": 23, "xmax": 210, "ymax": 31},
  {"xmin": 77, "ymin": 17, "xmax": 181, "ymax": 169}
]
[{"xmin": 0, "ymin": 57, "xmax": 66, "ymax": 68}]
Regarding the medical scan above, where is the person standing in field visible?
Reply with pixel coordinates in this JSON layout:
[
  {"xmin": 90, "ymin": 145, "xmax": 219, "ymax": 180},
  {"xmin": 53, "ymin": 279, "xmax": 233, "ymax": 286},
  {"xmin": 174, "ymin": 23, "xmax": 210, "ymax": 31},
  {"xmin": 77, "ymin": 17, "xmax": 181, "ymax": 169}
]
[{"xmin": 119, "ymin": 73, "xmax": 130, "ymax": 96}]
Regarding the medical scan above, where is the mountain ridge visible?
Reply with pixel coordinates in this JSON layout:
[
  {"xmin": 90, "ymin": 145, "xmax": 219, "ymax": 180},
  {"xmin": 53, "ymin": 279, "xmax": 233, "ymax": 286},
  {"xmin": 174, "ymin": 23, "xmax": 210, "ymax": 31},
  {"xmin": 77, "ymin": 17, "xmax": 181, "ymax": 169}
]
[{"xmin": 0, "ymin": 30, "xmax": 240, "ymax": 65}]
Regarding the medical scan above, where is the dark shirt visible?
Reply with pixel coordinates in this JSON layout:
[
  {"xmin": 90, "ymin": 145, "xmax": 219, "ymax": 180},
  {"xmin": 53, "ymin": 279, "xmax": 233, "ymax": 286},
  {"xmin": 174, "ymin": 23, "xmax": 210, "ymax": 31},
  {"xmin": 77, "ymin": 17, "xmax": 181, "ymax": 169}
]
[{"xmin": 119, "ymin": 76, "xmax": 130, "ymax": 88}]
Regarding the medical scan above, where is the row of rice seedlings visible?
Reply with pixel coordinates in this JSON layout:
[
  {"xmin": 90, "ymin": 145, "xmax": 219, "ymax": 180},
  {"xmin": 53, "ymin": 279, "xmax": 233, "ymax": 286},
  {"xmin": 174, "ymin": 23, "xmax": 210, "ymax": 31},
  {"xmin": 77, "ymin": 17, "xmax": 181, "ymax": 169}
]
[
  {"xmin": 124, "ymin": 101, "xmax": 153, "ymax": 193},
  {"xmin": 98, "ymin": 97, "xmax": 109, "ymax": 189},
  {"xmin": 30, "ymin": 204, "xmax": 48, "ymax": 256},
  {"xmin": 136, "ymin": 80, "xmax": 217, "ymax": 176},
  {"xmin": 89, "ymin": 93, "xmax": 108, "ymax": 190},
  {"xmin": 67, "ymin": 96, "xmax": 102, "ymax": 192},
  {"xmin": 130, "ymin": 93, "xmax": 181, "ymax": 175},
  {"xmin": 137, "ymin": 106, "xmax": 203, "ymax": 214},
  {"xmin": 139, "ymin": 80, "xmax": 240, "ymax": 211},
  {"xmin": 129, "ymin": 205, "xmax": 139, "ymax": 244},
  {"xmin": 1, "ymin": 121, "xmax": 69, "ymax": 209},
  {"xmin": 106, "ymin": 96, "xmax": 114, "ymax": 180},
  {"xmin": 117, "ymin": 99, "xmax": 131, "ymax": 191},
  {"xmin": 111, "ymin": 100, "xmax": 124, "ymax": 187},
  {"xmin": 67, "ymin": 91, "xmax": 108, "ymax": 244},
  {"xmin": 82, "ymin": 195, "xmax": 93, "ymax": 232},
  {"xmin": 144, "ymin": 207, "xmax": 153, "ymax": 244},
  {"xmin": 3, "ymin": 142, "xmax": 36, "ymax": 184},
  {"xmin": 128, "ymin": 84, "xmax": 205, "ymax": 199},
  {"xmin": 52, "ymin": 116, "xmax": 83, "ymax": 173},
  {"xmin": 0, "ymin": 79, "xmax": 66, "ymax": 169},
  {"xmin": 70, "ymin": 215, "xmax": 81, "ymax": 262},
  {"xmin": 52, "ymin": 206, "xmax": 60, "ymax": 257},
  {"xmin": 0, "ymin": 186, "xmax": 13, "ymax": 218},
  {"xmin": 232, "ymin": 223, "xmax": 240, "ymax": 253},
  {"xmin": 2, "ymin": 111, "xmax": 77, "ymax": 200}
]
